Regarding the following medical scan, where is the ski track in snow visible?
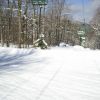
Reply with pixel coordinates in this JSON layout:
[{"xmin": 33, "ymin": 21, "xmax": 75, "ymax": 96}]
[{"xmin": 0, "ymin": 46, "xmax": 100, "ymax": 100}]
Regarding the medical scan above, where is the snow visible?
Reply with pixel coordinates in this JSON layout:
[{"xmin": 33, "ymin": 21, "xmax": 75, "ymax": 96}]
[{"xmin": 0, "ymin": 46, "xmax": 100, "ymax": 100}]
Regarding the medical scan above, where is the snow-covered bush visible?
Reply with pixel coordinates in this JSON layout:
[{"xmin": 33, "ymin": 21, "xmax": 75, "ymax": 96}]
[{"xmin": 59, "ymin": 42, "xmax": 69, "ymax": 47}]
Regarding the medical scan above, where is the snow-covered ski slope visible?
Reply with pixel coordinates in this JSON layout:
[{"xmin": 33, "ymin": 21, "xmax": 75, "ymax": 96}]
[{"xmin": 0, "ymin": 46, "xmax": 100, "ymax": 100}]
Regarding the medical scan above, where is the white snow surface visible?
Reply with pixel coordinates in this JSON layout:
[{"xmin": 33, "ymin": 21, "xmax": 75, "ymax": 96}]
[{"xmin": 0, "ymin": 46, "xmax": 100, "ymax": 100}]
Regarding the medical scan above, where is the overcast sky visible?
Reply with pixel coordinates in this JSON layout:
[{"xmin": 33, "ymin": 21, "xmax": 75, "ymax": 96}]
[{"xmin": 67, "ymin": 0, "xmax": 100, "ymax": 23}]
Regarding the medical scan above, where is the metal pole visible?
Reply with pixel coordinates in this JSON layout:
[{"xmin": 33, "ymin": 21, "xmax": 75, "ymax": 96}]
[
  {"xmin": 43, "ymin": 5, "xmax": 45, "ymax": 34},
  {"xmin": 38, "ymin": 6, "xmax": 42, "ymax": 38}
]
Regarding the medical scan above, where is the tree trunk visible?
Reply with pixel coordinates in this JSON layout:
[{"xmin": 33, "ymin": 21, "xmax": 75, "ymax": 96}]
[{"xmin": 18, "ymin": 0, "xmax": 22, "ymax": 48}]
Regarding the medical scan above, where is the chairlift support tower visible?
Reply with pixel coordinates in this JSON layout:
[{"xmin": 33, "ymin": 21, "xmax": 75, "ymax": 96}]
[{"xmin": 31, "ymin": 0, "xmax": 47, "ymax": 38}]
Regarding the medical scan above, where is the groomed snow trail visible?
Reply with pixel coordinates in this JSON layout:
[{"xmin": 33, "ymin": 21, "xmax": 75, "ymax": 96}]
[{"xmin": 0, "ymin": 46, "xmax": 100, "ymax": 100}]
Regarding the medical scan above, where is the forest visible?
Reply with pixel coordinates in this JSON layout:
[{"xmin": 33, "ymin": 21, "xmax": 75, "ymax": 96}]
[{"xmin": 0, "ymin": 0, "xmax": 100, "ymax": 49}]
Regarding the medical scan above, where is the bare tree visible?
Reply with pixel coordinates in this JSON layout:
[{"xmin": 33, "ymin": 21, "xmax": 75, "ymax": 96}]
[
  {"xmin": 0, "ymin": 0, "xmax": 4, "ymax": 47},
  {"xmin": 90, "ymin": 6, "xmax": 100, "ymax": 49},
  {"xmin": 18, "ymin": 0, "xmax": 22, "ymax": 48}
]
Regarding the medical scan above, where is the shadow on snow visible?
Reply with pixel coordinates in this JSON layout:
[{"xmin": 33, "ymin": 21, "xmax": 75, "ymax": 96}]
[{"xmin": 0, "ymin": 49, "xmax": 38, "ymax": 72}]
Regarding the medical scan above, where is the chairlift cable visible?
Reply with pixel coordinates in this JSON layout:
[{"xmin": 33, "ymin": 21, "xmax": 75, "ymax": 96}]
[
  {"xmin": 82, "ymin": 0, "xmax": 85, "ymax": 24},
  {"xmin": 82, "ymin": 0, "xmax": 86, "ymax": 33}
]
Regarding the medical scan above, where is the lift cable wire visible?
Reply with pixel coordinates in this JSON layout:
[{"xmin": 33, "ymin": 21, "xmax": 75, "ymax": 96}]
[{"xmin": 82, "ymin": 0, "xmax": 86, "ymax": 34}]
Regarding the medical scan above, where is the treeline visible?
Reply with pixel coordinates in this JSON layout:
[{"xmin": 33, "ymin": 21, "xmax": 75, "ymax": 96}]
[
  {"xmin": 89, "ymin": 6, "xmax": 100, "ymax": 49},
  {"xmin": 0, "ymin": 0, "xmax": 80, "ymax": 48},
  {"xmin": 0, "ymin": 0, "xmax": 100, "ymax": 49}
]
